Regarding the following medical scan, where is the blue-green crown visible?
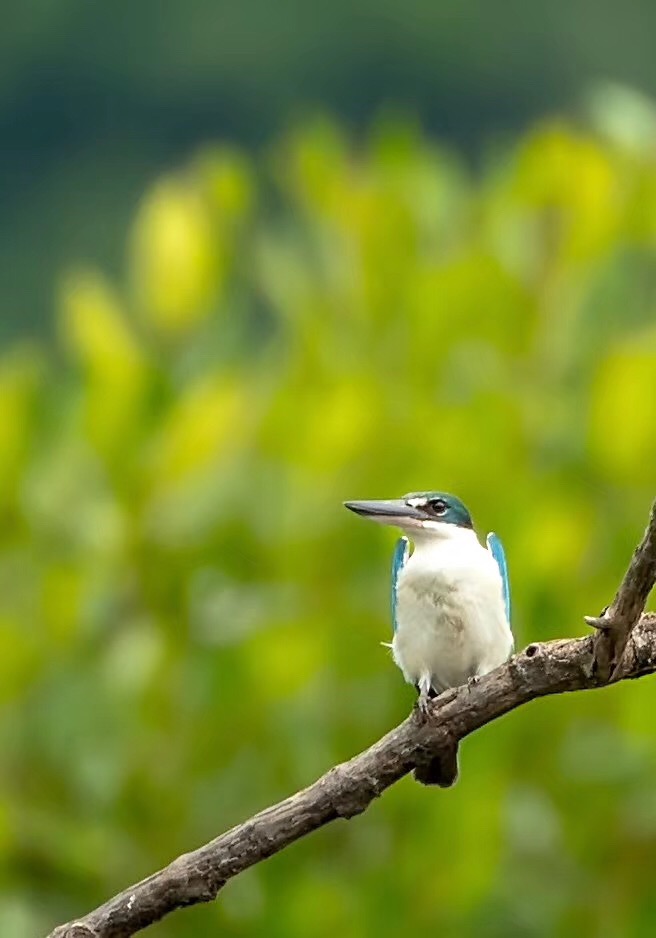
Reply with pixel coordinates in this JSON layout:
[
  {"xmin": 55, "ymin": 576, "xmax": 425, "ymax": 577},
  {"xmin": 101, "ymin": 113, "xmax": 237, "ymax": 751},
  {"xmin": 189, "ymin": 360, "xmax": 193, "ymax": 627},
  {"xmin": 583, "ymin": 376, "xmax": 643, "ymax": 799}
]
[{"xmin": 403, "ymin": 491, "xmax": 473, "ymax": 529}]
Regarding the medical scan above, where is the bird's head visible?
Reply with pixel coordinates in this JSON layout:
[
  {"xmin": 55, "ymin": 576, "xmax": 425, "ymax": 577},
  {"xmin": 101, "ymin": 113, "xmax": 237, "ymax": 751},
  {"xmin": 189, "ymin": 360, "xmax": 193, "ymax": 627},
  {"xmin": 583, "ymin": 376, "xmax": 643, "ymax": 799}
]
[{"xmin": 344, "ymin": 491, "xmax": 474, "ymax": 540}]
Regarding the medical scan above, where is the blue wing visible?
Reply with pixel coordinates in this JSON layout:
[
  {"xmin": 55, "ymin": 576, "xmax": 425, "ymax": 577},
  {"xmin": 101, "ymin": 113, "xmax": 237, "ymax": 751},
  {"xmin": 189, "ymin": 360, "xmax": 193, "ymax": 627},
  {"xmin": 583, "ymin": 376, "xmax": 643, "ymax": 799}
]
[
  {"xmin": 391, "ymin": 536, "xmax": 410, "ymax": 633},
  {"xmin": 487, "ymin": 532, "xmax": 511, "ymax": 624}
]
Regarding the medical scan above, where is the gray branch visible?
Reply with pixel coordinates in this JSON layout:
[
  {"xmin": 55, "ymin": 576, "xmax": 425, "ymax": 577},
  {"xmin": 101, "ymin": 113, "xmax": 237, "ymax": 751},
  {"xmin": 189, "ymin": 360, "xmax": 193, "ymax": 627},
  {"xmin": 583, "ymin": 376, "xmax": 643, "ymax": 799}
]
[
  {"xmin": 587, "ymin": 499, "xmax": 656, "ymax": 679},
  {"xmin": 47, "ymin": 503, "xmax": 656, "ymax": 938}
]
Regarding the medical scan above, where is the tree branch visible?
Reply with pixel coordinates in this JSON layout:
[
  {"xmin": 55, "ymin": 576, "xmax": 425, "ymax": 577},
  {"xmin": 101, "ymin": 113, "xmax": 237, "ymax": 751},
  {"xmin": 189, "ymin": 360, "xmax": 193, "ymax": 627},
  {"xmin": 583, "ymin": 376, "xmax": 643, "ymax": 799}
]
[
  {"xmin": 47, "ymin": 504, "xmax": 656, "ymax": 938},
  {"xmin": 587, "ymin": 499, "xmax": 656, "ymax": 680}
]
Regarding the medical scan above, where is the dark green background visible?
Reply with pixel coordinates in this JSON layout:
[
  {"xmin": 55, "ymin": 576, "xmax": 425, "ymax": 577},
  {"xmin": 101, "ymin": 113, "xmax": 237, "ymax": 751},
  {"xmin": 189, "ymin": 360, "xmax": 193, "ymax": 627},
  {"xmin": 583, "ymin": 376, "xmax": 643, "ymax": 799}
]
[{"xmin": 4, "ymin": 0, "xmax": 656, "ymax": 337}]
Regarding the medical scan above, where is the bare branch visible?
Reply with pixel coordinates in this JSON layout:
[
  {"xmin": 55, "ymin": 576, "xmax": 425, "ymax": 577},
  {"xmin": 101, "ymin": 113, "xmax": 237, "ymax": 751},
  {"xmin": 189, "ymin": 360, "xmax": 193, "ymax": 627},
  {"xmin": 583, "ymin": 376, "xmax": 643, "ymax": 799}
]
[
  {"xmin": 588, "ymin": 499, "xmax": 656, "ymax": 680},
  {"xmin": 47, "ymin": 504, "xmax": 656, "ymax": 938}
]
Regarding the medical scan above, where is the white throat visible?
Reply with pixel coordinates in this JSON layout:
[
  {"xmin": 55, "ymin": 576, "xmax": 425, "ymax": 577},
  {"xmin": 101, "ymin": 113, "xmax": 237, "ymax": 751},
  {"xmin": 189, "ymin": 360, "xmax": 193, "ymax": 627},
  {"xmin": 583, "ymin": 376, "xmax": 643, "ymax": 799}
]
[{"xmin": 404, "ymin": 522, "xmax": 480, "ymax": 552}]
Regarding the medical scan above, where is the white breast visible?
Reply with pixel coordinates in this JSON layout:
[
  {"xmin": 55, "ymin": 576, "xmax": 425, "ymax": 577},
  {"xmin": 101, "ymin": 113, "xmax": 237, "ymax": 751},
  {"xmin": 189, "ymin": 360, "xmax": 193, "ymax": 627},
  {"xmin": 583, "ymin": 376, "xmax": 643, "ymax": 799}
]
[{"xmin": 391, "ymin": 526, "xmax": 513, "ymax": 694}]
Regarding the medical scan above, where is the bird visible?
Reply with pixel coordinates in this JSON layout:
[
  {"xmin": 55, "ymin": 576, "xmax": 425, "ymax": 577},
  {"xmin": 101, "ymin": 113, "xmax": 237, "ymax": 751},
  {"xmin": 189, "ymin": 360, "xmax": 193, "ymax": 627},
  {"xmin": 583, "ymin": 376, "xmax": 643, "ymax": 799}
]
[{"xmin": 344, "ymin": 491, "xmax": 513, "ymax": 785}]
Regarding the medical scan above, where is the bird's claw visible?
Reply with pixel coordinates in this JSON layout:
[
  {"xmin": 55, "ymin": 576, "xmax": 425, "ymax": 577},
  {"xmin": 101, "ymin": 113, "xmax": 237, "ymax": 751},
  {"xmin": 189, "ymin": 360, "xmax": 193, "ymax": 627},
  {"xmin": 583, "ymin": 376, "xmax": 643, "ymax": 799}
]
[
  {"xmin": 414, "ymin": 693, "xmax": 433, "ymax": 721},
  {"xmin": 466, "ymin": 675, "xmax": 480, "ymax": 692}
]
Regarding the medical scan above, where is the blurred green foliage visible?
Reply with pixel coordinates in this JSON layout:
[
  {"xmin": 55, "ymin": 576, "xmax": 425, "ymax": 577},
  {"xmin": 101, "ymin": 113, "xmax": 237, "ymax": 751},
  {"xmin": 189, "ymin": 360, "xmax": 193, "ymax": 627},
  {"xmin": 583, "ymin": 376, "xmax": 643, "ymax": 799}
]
[
  {"xmin": 2, "ymin": 105, "xmax": 656, "ymax": 937},
  {"xmin": 5, "ymin": 0, "xmax": 656, "ymax": 337}
]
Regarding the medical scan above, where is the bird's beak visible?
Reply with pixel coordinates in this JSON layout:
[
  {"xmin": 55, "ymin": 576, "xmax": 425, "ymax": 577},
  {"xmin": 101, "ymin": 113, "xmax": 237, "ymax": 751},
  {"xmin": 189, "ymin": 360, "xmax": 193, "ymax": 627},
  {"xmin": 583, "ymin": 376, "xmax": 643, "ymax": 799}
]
[{"xmin": 344, "ymin": 499, "xmax": 427, "ymax": 528}]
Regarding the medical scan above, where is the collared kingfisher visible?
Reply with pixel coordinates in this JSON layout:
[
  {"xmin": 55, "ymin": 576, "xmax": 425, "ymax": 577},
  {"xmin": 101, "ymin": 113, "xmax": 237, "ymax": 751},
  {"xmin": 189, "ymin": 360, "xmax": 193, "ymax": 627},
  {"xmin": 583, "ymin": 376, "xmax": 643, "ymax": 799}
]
[{"xmin": 344, "ymin": 491, "xmax": 513, "ymax": 782}]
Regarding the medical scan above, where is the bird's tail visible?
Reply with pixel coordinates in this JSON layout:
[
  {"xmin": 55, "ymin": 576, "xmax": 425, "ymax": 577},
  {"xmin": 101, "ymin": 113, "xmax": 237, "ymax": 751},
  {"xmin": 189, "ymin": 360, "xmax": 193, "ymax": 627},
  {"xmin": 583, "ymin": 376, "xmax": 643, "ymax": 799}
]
[{"xmin": 414, "ymin": 745, "xmax": 459, "ymax": 787}]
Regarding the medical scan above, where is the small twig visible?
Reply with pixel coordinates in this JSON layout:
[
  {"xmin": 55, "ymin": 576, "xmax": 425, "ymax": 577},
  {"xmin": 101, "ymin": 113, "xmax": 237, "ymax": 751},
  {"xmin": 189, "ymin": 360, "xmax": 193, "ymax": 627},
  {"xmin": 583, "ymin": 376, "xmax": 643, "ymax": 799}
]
[
  {"xmin": 47, "ymin": 503, "xmax": 656, "ymax": 938},
  {"xmin": 587, "ymin": 499, "xmax": 656, "ymax": 681}
]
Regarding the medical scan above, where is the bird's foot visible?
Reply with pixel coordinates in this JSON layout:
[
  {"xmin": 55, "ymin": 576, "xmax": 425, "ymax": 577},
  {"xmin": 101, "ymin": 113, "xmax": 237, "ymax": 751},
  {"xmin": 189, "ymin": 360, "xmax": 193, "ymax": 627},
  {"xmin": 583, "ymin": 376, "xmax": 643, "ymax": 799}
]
[
  {"xmin": 414, "ymin": 677, "xmax": 437, "ymax": 721},
  {"xmin": 414, "ymin": 692, "xmax": 433, "ymax": 721},
  {"xmin": 466, "ymin": 675, "xmax": 480, "ymax": 692}
]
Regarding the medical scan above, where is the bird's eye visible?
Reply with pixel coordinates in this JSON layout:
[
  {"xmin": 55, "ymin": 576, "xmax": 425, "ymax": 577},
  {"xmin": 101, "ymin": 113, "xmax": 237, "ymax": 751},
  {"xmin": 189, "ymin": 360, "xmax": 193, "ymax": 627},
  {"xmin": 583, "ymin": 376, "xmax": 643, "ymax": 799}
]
[{"xmin": 429, "ymin": 498, "xmax": 448, "ymax": 515}]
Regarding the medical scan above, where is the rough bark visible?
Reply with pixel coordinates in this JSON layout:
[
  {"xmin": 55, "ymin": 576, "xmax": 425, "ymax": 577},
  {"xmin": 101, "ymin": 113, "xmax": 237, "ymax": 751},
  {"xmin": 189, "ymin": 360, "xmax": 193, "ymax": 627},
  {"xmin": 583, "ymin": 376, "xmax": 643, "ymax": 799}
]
[
  {"xmin": 47, "ymin": 502, "xmax": 656, "ymax": 938},
  {"xmin": 587, "ymin": 500, "xmax": 656, "ymax": 679}
]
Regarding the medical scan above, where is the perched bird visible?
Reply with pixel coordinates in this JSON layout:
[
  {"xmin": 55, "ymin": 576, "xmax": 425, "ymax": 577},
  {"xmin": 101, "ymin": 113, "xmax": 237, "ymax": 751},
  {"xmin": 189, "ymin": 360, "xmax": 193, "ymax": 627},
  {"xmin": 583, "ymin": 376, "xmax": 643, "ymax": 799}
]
[{"xmin": 344, "ymin": 491, "xmax": 513, "ymax": 785}]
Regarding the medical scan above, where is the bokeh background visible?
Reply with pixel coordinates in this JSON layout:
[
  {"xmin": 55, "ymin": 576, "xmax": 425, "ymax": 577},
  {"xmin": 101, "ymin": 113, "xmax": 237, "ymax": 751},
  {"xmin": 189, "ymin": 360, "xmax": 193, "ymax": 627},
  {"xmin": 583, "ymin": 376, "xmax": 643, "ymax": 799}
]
[{"xmin": 3, "ymin": 3, "xmax": 656, "ymax": 936}]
